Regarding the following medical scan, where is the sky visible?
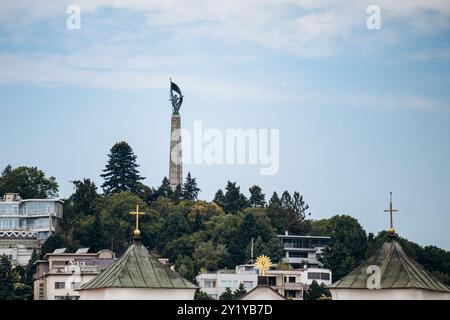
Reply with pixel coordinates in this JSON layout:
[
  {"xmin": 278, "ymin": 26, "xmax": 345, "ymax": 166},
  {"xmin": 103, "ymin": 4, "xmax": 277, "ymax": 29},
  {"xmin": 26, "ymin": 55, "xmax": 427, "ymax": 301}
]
[{"xmin": 0, "ymin": 0, "xmax": 449, "ymax": 249}]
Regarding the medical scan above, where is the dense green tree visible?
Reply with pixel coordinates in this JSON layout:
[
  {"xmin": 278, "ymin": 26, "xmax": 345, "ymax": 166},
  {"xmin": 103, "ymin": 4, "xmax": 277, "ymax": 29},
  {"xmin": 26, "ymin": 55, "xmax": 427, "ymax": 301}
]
[
  {"xmin": 304, "ymin": 280, "xmax": 330, "ymax": 300},
  {"xmin": 170, "ymin": 184, "xmax": 183, "ymax": 203},
  {"xmin": 157, "ymin": 177, "xmax": 172, "ymax": 198},
  {"xmin": 182, "ymin": 173, "xmax": 201, "ymax": 200},
  {"xmin": 194, "ymin": 290, "xmax": 213, "ymax": 300},
  {"xmin": 320, "ymin": 215, "xmax": 368, "ymax": 281},
  {"xmin": 12, "ymin": 283, "xmax": 33, "ymax": 300},
  {"xmin": 0, "ymin": 255, "xmax": 15, "ymax": 300},
  {"xmin": 25, "ymin": 249, "xmax": 39, "ymax": 286},
  {"xmin": 267, "ymin": 191, "xmax": 310, "ymax": 234},
  {"xmin": 213, "ymin": 189, "xmax": 225, "ymax": 207},
  {"xmin": 175, "ymin": 255, "xmax": 196, "ymax": 281},
  {"xmin": 157, "ymin": 212, "xmax": 191, "ymax": 251},
  {"xmin": 88, "ymin": 212, "xmax": 104, "ymax": 252},
  {"xmin": 71, "ymin": 179, "xmax": 98, "ymax": 215},
  {"xmin": 221, "ymin": 181, "xmax": 249, "ymax": 214},
  {"xmin": 0, "ymin": 165, "xmax": 58, "ymax": 199},
  {"xmin": 233, "ymin": 283, "xmax": 247, "ymax": 299},
  {"xmin": 219, "ymin": 287, "xmax": 234, "ymax": 300},
  {"xmin": 268, "ymin": 191, "xmax": 282, "ymax": 207},
  {"xmin": 40, "ymin": 234, "xmax": 72, "ymax": 258},
  {"xmin": 193, "ymin": 241, "xmax": 229, "ymax": 271},
  {"xmin": 96, "ymin": 191, "xmax": 148, "ymax": 254},
  {"xmin": 101, "ymin": 142, "xmax": 144, "ymax": 194},
  {"xmin": 249, "ymin": 185, "xmax": 266, "ymax": 208}
]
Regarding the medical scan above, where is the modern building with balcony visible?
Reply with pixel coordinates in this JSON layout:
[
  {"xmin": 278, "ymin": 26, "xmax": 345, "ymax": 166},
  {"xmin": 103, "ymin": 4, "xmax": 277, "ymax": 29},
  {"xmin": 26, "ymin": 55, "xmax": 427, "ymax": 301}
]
[
  {"xmin": 196, "ymin": 264, "xmax": 332, "ymax": 300},
  {"xmin": 33, "ymin": 247, "xmax": 116, "ymax": 300},
  {"xmin": 0, "ymin": 193, "xmax": 64, "ymax": 266},
  {"xmin": 278, "ymin": 231, "xmax": 331, "ymax": 269}
]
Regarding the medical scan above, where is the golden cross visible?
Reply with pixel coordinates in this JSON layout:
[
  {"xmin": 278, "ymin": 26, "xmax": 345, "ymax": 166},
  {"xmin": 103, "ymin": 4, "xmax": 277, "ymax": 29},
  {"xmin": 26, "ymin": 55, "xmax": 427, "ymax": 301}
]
[
  {"xmin": 130, "ymin": 205, "xmax": 145, "ymax": 232},
  {"xmin": 384, "ymin": 192, "xmax": 398, "ymax": 231}
]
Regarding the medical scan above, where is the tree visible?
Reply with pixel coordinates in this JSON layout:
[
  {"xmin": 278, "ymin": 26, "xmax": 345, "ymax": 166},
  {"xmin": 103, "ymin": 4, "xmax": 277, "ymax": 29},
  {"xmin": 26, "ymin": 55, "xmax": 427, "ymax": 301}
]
[
  {"xmin": 25, "ymin": 249, "xmax": 39, "ymax": 286},
  {"xmin": 213, "ymin": 189, "xmax": 225, "ymax": 207},
  {"xmin": 0, "ymin": 165, "xmax": 58, "ymax": 199},
  {"xmin": 170, "ymin": 184, "xmax": 183, "ymax": 203},
  {"xmin": 267, "ymin": 190, "xmax": 310, "ymax": 234},
  {"xmin": 71, "ymin": 179, "xmax": 98, "ymax": 215},
  {"xmin": 182, "ymin": 173, "xmax": 201, "ymax": 200},
  {"xmin": 193, "ymin": 241, "xmax": 229, "ymax": 271},
  {"xmin": 249, "ymin": 185, "xmax": 266, "ymax": 208},
  {"xmin": 175, "ymin": 255, "xmax": 196, "ymax": 281},
  {"xmin": 0, "ymin": 255, "xmax": 15, "ymax": 300},
  {"xmin": 320, "ymin": 215, "xmax": 368, "ymax": 281},
  {"xmin": 88, "ymin": 212, "xmax": 104, "ymax": 252},
  {"xmin": 40, "ymin": 234, "xmax": 72, "ymax": 258},
  {"xmin": 157, "ymin": 177, "xmax": 172, "ymax": 198},
  {"xmin": 233, "ymin": 283, "xmax": 247, "ymax": 299},
  {"xmin": 101, "ymin": 141, "xmax": 144, "ymax": 194},
  {"xmin": 195, "ymin": 290, "xmax": 213, "ymax": 300},
  {"xmin": 219, "ymin": 287, "xmax": 234, "ymax": 300},
  {"xmin": 304, "ymin": 280, "xmax": 330, "ymax": 300},
  {"xmin": 221, "ymin": 181, "xmax": 249, "ymax": 214}
]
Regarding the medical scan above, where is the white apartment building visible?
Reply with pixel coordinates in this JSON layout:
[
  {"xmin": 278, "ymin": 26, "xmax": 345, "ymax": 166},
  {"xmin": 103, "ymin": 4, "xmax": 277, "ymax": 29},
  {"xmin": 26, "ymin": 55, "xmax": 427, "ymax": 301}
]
[
  {"xmin": 196, "ymin": 264, "xmax": 332, "ymax": 300},
  {"xmin": 33, "ymin": 248, "xmax": 115, "ymax": 300},
  {"xmin": 196, "ymin": 264, "xmax": 258, "ymax": 300},
  {"xmin": 278, "ymin": 232, "xmax": 331, "ymax": 269},
  {"xmin": 0, "ymin": 193, "xmax": 64, "ymax": 266}
]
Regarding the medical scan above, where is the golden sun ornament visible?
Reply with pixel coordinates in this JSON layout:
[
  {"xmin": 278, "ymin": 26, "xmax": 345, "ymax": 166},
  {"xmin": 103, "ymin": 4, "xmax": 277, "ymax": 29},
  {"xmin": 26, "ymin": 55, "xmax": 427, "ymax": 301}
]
[{"xmin": 255, "ymin": 255, "xmax": 272, "ymax": 276}]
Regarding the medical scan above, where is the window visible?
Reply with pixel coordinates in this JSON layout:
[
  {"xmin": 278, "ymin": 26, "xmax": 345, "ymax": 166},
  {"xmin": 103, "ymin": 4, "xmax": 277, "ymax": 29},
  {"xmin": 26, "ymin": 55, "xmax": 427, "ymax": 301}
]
[
  {"xmin": 243, "ymin": 281, "xmax": 254, "ymax": 289},
  {"xmin": 54, "ymin": 282, "xmax": 65, "ymax": 289},
  {"xmin": 70, "ymin": 282, "xmax": 81, "ymax": 290},
  {"xmin": 204, "ymin": 280, "xmax": 216, "ymax": 288},
  {"xmin": 54, "ymin": 295, "xmax": 79, "ymax": 300},
  {"xmin": 285, "ymin": 290, "xmax": 298, "ymax": 298},
  {"xmin": 288, "ymin": 251, "xmax": 308, "ymax": 258},
  {"xmin": 320, "ymin": 273, "xmax": 330, "ymax": 280},
  {"xmin": 288, "ymin": 276, "xmax": 296, "ymax": 283},
  {"xmin": 39, "ymin": 283, "xmax": 44, "ymax": 300},
  {"xmin": 268, "ymin": 276, "xmax": 277, "ymax": 286},
  {"xmin": 308, "ymin": 272, "xmax": 321, "ymax": 280}
]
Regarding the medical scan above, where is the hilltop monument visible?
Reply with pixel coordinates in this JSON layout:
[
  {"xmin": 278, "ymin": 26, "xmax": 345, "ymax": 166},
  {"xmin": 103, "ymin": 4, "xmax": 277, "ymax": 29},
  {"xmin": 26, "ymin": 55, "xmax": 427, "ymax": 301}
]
[{"xmin": 169, "ymin": 79, "xmax": 183, "ymax": 190}]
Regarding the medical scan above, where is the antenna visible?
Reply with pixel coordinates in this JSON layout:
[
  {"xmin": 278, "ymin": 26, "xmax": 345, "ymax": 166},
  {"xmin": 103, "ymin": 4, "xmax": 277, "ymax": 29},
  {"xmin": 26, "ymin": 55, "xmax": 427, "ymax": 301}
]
[{"xmin": 250, "ymin": 237, "xmax": 254, "ymax": 264}]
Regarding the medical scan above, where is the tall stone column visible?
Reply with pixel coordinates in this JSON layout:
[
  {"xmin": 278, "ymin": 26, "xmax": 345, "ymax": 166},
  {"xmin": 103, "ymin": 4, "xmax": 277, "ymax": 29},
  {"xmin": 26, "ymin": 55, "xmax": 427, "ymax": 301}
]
[{"xmin": 169, "ymin": 114, "xmax": 182, "ymax": 189}]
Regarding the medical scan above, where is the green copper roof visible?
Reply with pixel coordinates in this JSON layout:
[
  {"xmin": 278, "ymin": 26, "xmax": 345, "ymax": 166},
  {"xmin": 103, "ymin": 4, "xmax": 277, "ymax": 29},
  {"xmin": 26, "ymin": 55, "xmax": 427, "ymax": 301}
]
[
  {"xmin": 329, "ymin": 240, "xmax": 450, "ymax": 292},
  {"xmin": 80, "ymin": 240, "xmax": 197, "ymax": 290}
]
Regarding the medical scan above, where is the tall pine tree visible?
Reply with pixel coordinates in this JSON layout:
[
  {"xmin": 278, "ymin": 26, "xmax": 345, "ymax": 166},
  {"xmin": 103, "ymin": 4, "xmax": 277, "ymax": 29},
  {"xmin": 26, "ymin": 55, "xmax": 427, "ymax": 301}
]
[
  {"xmin": 0, "ymin": 255, "xmax": 15, "ymax": 300},
  {"xmin": 182, "ymin": 172, "xmax": 201, "ymax": 200},
  {"xmin": 101, "ymin": 142, "xmax": 144, "ymax": 194},
  {"xmin": 249, "ymin": 185, "xmax": 266, "ymax": 207}
]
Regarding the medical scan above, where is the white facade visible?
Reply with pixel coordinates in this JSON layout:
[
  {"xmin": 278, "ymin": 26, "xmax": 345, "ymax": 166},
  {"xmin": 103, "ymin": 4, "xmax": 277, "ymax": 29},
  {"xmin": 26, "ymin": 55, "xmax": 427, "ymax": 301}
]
[
  {"xmin": 34, "ymin": 248, "xmax": 115, "ymax": 300},
  {"xmin": 80, "ymin": 288, "xmax": 195, "ymax": 300},
  {"xmin": 196, "ymin": 264, "xmax": 332, "ymax": 300},
  {"xmin": 278, "ymin": 232, "xmax": 330, "ymax": 269},
  {"xmin": 196, "ymin": 265, "xmax": 258, "ymax": 300},
  {"xmin": 0, "ymin": 193, "xmax": 64, "ymax": 266},
  {"xmin": 331, "ymin": 288, "xmax": 450, "ymax": 300}
]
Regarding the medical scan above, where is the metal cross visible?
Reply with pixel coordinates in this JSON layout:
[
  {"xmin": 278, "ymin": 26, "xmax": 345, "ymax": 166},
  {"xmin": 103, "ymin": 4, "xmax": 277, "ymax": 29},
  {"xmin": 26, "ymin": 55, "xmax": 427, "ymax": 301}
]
[
  {"xmin": 384, "ymin": 192, "xmax": 398, "ymax": 230},
  {"xmin": 130, "ymin": 205, "xmax": 145, "ymax": 231}
]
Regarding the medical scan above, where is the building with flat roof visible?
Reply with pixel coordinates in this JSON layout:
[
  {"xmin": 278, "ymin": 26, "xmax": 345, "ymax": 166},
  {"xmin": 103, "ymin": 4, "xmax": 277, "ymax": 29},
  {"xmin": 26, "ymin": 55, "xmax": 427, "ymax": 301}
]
[
  {"xmin": 0, "ymin": 193, "xmax": 64, "ymax": 266},
  {"xmin": 196, "ymin": 264, "xmax": 332, "ymax": 300},
  {"xmin": 278, "ymin": 231, "xmax": 330, "ymax": 269},
  {"xmin": 33, "ymin": 248, "xmax": 115, "ymax": 300}
]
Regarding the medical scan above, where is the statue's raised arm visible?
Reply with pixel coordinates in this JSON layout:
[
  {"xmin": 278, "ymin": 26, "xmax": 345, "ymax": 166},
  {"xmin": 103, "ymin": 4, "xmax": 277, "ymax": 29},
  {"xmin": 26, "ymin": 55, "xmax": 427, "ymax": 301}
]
[{"xmin": 170, "ymin": 80, "xmax": 183, "ymax": 115}]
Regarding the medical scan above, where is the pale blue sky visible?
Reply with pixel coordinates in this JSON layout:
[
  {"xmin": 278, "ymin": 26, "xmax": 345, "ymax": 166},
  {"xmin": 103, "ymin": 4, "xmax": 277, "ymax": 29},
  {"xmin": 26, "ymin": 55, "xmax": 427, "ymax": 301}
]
[{"xmin": 0, "ymin": 1, "xmax": 449, "ymax": 249}]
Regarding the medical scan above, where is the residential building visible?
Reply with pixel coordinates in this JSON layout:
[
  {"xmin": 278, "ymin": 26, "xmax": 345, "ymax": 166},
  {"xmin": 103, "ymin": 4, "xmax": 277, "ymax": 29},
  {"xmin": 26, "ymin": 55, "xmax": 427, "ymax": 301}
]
[
  {"xmin": 278, "ymin": 231, "xmax": 330, "ymax": 268},
  {"xmin": 33, "ymin": 248, "xmax": 115, "ymax": 300},
  {"xmin": 196, "ymin": 264, "xmax": 258, "ymax": 300},
  {"xmin": 0, "ymin": 193, "xmax": 64, "ymax": 266},
  {"xmin": 196, "ymin": 264, "xmax": 332, "ymax": 300}
]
